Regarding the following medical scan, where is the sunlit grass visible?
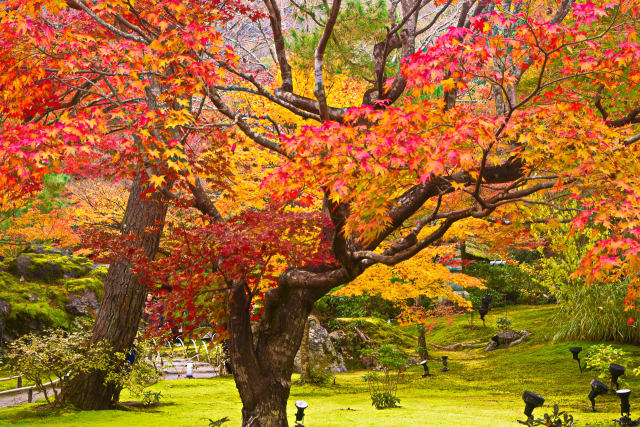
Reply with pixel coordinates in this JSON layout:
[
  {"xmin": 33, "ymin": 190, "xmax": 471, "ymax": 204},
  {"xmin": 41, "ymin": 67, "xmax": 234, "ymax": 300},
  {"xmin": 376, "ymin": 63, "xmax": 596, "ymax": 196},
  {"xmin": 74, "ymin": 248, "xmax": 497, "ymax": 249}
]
[{"xmin": 0, "ymin": 305, "xmax": 637, "ymax": 426}]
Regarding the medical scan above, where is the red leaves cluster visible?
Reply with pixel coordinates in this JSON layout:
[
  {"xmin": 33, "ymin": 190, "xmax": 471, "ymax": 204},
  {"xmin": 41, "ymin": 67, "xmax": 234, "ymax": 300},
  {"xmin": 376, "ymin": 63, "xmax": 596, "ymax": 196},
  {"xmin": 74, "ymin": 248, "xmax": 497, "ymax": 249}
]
[{"xmin": 144, "ymin": 210, "xmax": 335, "ymax": 339}]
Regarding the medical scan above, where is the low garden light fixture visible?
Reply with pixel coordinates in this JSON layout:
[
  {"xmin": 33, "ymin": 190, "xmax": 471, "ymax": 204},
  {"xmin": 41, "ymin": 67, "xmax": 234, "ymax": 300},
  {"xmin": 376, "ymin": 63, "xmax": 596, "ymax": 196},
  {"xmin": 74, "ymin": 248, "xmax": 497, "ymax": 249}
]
[
  {"xmin": 614, "ymin": 389, "xmax": 640, "ymax": 425},
  {"xmin": 588, "ymin": 379, "xmax": 609, "ymax": 411},
  {"xmin": 441, "ymin": 356, "xmax": 449, "ymax": 372},
  {"xmin": 420, "ymin": 360, "xmax": 431, "ymax": 377},
  {"xmin": 610, "ymin": 364, "xmax": 627, "ymax": 390},
  {"xmin": 569, "ymin": 347, "xmax": 583, "ymax": 372},
  {"xmin": 522, "ymin": 391, "xmax": 545, "ymax": 421},
  {"xmin": 295, "ymin": 400, "xmax": 308, "ymax": 427}
]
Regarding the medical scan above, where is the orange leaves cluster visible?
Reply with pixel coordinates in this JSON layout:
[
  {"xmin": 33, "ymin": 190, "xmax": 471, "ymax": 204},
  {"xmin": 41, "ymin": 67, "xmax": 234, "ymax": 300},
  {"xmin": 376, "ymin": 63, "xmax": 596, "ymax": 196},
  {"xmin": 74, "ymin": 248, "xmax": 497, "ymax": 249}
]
[{"xmin": 334, "ymin": 248, "xmax": 484, "ymax": 325}]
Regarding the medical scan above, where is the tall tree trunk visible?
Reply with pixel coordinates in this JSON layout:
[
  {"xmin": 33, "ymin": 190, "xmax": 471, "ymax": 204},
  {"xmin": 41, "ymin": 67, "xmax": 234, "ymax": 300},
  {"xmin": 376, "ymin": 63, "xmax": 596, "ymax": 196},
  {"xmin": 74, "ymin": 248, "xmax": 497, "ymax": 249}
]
[
  {"xmin": 60, "ymin": 176, "xmax": 169, "ymax": 409},
  {"xmin": 227, "ymin": 282, "xmax": 319, "ymax": 426},
  {"xmin": 417, "ymin": 323, "xmax": 429, "ymax": 360},
  {"xmin": 299, "ymin": 316, "xmax": 311, "ymax": 382}
]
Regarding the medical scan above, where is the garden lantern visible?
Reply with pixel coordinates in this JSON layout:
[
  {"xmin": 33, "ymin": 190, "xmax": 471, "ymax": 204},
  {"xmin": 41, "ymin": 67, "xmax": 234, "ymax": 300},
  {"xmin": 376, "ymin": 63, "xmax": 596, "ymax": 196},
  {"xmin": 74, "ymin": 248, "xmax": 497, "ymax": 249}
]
[
  {"xmin": 522, "ymin": 391, "xmax": 545, "ymax": 420},
  {"xmin": 478, "ymin": 294, "xmax": 492, "ymax": 326},
  {"xmin": 441, "ymin": 355, "xmax": 449, "ymax": 372},
  {"xmin": 569, "ymin": 347, "xmax": 583, "ymax": 372},
  {"xmin": 614, "ymin": 389, "xmax": 640, "ymax": 425},
  {"xmin": 478, "ymin": 307, "xmax": 488, "ymax": 325},
  {"xmin": 420, "ymin": 360, "xmax": 430, "ymax": 377},
  {"xmin": 588, "ymin": 379, "xmax": 609, "ymax": 411},
  {"xmin": 295, "ymin": 400, "xmax": 308, "ymax": 427},
  {"xmin": 186, "ymin": 362, "xmax": 194, "ymax": 379},
  {"xmin": 610, "ymin": 364, "xmax": 626, "ymax": 390}
]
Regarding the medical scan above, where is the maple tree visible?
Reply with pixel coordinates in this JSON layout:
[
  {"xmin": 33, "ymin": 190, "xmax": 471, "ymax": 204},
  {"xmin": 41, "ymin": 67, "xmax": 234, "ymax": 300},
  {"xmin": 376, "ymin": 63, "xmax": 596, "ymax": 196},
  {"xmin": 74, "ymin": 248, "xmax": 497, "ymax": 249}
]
[{"xmin": 2, "ymin": 0, "xmax": 640, "ymax": 426}]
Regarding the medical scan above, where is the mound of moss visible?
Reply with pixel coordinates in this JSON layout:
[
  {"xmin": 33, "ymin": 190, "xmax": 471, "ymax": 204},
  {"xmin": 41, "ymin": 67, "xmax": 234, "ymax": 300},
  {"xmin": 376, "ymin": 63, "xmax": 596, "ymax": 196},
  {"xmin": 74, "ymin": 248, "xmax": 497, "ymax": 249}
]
[
  {"xmin": 0, "ymin": 246, "xmax": 105, "ymax": 338},
  {"xmin": 6, "ymin": 245, "xmax": 93, "ymax": 283}
]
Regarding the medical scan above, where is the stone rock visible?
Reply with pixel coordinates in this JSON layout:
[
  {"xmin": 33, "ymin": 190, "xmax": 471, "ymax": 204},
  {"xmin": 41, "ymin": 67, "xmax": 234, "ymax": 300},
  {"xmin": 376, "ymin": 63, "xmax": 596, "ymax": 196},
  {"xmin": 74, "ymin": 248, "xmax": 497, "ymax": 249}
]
[
  {"xmin": 0, "ymin": 299, "xmax": 11, "ymax": 318},
  {"xmin": 65, "ymin": 289, "xmax": 99, "ymax": 316},
  {"xmin": 9, "ymin": 248, "xmax": 93, "ymax": 283},
  {"xmin": 294, "ymin": 317, "xmax": 347, "ymax": 374},
  {"xmin": 485, "ymin": 329, "xmax": 531, "ymax": 351},
  {"xmin": 329, "ymin": 330, "xmax": 346, "ymax": 341}
]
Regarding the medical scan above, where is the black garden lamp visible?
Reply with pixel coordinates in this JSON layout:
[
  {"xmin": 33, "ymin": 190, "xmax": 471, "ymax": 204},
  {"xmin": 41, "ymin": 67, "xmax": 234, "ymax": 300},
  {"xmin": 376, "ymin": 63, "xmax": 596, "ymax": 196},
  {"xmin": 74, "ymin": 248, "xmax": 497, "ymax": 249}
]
[
  {"xmin": 420, "ymin": 360, "xmax": 431, "ymax": 377},
  {"xmin": 610, "ymin": 364, "xmax": 627, "ymax": 390},
  {"xmin": 441, "ymin": 355, "xmax": 449, "ymax": 372},
  {"xmin": 478, "ymin": 307, "xmax": 489, "ymax": 325},
  {"xmin": 478, "ymin": 294, "xmax": 492, "ymax": 326},
  {"xmin": 588, "ymin": 379, "xmax": 610, "ymax": 411},
  {"xmin": 522, "ymin": 391, "xmax": 545, "ymax": 420},
  {"xmin": 295, "ymin": 400, "xmax": 308, "ymax": 427},
  {"xmin": 569, "ymin": 347, "xmax": 583, "ymax": 372},
  {"xmin": 614, "ymin": 389, "xmax": 640, "ymax": 425}
]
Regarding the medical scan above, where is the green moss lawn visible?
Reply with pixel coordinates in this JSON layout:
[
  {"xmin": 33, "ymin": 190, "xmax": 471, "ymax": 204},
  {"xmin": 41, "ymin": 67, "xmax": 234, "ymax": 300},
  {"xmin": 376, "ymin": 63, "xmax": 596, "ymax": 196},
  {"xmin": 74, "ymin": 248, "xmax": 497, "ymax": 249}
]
[{"xmin": 0, "ymin": 305, "xmax": 638, "ymax": 426}]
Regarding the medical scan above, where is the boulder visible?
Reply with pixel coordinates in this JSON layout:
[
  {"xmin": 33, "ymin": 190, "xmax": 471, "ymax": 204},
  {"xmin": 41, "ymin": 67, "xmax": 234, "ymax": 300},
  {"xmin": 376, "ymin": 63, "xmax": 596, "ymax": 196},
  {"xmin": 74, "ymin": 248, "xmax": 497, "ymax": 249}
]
[
  {"xmin": 65, "ymin": 289, "xmax": 99, "ymax": 316},
  {"xmin": 0, "ymin": 299, "xmax": 11, "ymax": 318},
  {"xmin": 485, "ymin": 329, "xmax": 531, "ymax": 351},
  {"xmin": 295, "ymin": 317, "xmax": 347, "ymax": 374},
  {"xmin": 9, "ymin": 247, "xmax": 93, "ymax": 283}
]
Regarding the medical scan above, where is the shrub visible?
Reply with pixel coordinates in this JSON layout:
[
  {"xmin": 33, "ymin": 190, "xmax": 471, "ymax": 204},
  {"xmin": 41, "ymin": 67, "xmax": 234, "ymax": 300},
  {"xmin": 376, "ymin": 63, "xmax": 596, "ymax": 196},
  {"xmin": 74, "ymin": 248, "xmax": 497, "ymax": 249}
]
[
  {"xmin": 583, "ymin": 344, "xmax": 639, "ymax": 384},
  {"xmin": 370, "ymin": 391, "xmax": 400, "ymax": 410},
  {"xmin": 496, "ymin": 316, "xmax": 512, "ymax": 332},
  {"xmin": 4, "ymin": 329, "xmax": 160, "ymax": 407},
  {"xmin": 141, "ymin": 390, "xmax": 163, "ymax": 407},
  {"xmin": 362, "ymin": 345, "xmax": 407, "ymax": 409},
  {"xmin": 4, "ymin": 329, "xmax": 111, "ymax": 406},
  {"xmin": 519, "ymin": 404, "xmax": 575, "ymax": 426}
]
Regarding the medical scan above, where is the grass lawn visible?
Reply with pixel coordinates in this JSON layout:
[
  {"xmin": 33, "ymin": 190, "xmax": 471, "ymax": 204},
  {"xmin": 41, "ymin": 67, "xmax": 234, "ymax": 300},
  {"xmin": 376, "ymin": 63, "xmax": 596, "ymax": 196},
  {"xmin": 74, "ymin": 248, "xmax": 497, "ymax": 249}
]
[{"xmin": 0, "ymin": 305, "xmax": 638, "ymax": 426}]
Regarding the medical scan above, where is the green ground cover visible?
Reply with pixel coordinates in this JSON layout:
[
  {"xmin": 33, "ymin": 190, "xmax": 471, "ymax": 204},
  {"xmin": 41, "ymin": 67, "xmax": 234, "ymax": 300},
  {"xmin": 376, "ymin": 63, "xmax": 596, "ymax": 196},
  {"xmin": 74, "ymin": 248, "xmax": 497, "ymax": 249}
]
[{"xmin": 0, "ymin": 305, "xmax": 638, "ymax": 426}]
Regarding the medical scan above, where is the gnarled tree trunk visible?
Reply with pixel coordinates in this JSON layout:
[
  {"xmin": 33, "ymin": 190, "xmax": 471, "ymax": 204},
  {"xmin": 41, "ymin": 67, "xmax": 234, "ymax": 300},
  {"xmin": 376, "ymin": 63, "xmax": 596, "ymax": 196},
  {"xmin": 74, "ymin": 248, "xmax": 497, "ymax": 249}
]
[
  {"xmin": 228, "ymin": 281, "xmax": 322, "ymax": 426},
  {"xmin": 60, "ymin": 177, "xmax": 169, "ymax": 409}
]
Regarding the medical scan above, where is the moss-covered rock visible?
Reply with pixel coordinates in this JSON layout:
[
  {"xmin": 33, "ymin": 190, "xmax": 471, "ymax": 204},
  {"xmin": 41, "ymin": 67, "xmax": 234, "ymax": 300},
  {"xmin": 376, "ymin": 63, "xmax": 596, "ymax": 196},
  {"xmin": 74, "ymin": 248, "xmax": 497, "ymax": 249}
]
[
  {"xmin": 8, "ymin": 247, "xmax": 93, "ymax": 283},
  {"xmin": 63, "ymin": 277, "xmax": 104, "ymax": 300},
  {"xmin": 0, "ymin": 246, "xmax": 106, "ymax": 340}
]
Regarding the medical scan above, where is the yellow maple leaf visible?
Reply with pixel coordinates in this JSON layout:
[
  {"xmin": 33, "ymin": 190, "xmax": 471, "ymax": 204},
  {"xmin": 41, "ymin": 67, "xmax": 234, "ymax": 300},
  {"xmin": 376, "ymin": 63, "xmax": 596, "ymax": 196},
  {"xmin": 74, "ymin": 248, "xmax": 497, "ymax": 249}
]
[{"xmin": 149, "ymin": 174, "xmax": 165, "ymax": 187}]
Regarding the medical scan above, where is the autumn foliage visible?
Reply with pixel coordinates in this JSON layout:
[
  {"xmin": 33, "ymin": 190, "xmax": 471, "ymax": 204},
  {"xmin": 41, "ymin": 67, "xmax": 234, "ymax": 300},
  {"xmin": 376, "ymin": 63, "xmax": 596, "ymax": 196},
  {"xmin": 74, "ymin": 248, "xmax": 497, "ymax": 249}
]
[{"xmin": 2, "ymin": 0, "xmax": 640, "ymax": 421}]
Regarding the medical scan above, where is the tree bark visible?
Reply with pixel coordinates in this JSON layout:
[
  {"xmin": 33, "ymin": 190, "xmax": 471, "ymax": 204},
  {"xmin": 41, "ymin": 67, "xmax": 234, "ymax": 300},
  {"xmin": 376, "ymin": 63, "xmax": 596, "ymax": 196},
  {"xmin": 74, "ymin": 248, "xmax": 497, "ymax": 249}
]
[
  {"xmin": 299, "ymin": 316, "xmax": 311, "ymax": 382},
  {"xmin": 60, "ymin": 176, "xmax": 169, "ymax": 409},
  {"xmin": 417, "ymin": 323, "xmax": 429, "ymax": 360},
  {"xmin": 227, "ymin": 281, "xmax": 320, "ymax": 426}
]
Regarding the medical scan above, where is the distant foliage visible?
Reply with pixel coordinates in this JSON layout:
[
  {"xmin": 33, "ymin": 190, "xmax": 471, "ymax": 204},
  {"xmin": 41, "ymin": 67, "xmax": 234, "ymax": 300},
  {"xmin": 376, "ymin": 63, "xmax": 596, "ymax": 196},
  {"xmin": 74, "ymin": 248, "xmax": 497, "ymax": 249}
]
[
  {"xmin": 315, "ymin": 294, "xmax": 400, "ymax": 321},
  {"xmin": 527, "ymin": 218, "xmax": 640, "ymax": 344},
  {"xmin": 465, "ymin": 262, "xmax": 548, "ymax": 306}
]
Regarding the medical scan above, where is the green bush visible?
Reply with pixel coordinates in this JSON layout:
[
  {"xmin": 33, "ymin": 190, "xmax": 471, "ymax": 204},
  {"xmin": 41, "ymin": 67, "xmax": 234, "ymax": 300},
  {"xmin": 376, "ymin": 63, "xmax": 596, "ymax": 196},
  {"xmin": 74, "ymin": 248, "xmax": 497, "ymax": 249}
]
[
  {"xmin": 583, "ymin": 344, "xmax": 639, "ymax": 384},
  {"xmin": 4, "ymin": 329, "xmax": 160, "ymax": 407},
  {"xmin": 141, "ymin": 390, "xmax": 163, "ymax": 407},
  {"xmin": 520, "ymin": 404, "xmax": 575, "ymax": 426},
  {"xmin": 362, "ymin": 345, "xmax": 407, "ymax": 410},
  {"xmin": 4, "ymin": 329, "xmax": 111, "ymax": 406},
  {"xmin": 496, "ymin": 316, "xmax": 512, "ymax": 332},
  {"xmin": 370, "ymin": 391, "xmax": 400, "ymax": 409}
]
